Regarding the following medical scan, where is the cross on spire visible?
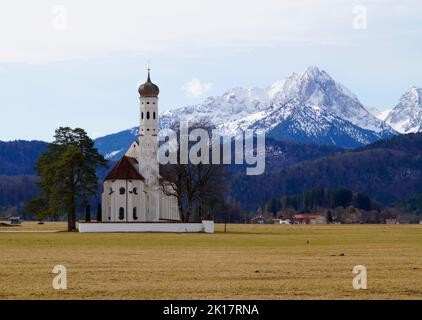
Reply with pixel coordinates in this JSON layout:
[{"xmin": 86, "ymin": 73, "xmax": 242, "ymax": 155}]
[{"xmin": 147, "ymin": 60, "xmax": 151, "ymax": 82}]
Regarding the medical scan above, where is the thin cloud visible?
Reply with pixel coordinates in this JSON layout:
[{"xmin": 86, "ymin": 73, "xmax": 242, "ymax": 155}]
[{"xmin": 182, "ymin": 78, "xmax": 213, "ymax": 97}]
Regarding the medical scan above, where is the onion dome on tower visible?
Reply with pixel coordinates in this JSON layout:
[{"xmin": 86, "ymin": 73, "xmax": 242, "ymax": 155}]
[{"xmin": 138, "ymin": 69, "xmax": 160, "ymax": 97}]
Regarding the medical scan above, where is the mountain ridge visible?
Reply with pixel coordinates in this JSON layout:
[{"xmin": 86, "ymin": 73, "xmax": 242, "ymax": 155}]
[
  {"xmin": 97, "ymin": 66, "xmax": 401, "ymax": 159},
  {"xmin": 161, "ymin": 66, "xmax": 396, "ymax": 135},
  {"xmin": 2, "ymin": 66, "xmax": 420, "ymax": 163},
  {"xmin": 384, "ymin": 86, "xmax": 422, "ymax": 134}
]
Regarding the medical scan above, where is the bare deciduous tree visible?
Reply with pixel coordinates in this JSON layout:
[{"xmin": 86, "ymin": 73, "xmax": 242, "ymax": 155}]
[{"xmin": 159, "ymin": 119, "xmax": 229, "ymax": 222}]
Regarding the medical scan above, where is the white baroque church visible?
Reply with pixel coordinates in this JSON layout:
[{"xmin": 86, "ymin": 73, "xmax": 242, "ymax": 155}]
[{"xmin": 101, "ymin": 70, "xmax": 180, "ymax": 223}]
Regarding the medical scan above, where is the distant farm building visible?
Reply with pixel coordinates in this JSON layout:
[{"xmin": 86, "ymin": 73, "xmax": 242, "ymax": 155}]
[
  {"xmin": 250, "ymin": 214, "xmax": 274, "ymax": 224},
  {"xmin": 385, "ymin": 219, "xmax": 397, "ymax": 224},
  {"xmin": 9, "ymin": 217, "xmax": 21, "ymax": 225},
  {"xmin": 291, "ymin": 214, "xmax": 326, "ymax": 224},
  {"xmin": 273, "ymin": 218, "xmax": 291, "ymax": 224}
]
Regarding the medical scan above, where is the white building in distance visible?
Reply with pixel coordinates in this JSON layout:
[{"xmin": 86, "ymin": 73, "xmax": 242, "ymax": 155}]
[{"xmin": 101, "ymin": 70, "xmax": 180, "ymax": 223}]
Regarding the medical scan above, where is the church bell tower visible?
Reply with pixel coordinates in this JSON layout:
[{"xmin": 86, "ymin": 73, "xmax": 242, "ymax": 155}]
[{"xmin": 138, "ymin": 69, "xmax": 160, "ymax": 221}]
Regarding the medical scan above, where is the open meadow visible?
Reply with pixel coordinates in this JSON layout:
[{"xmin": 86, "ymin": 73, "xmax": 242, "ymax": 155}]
[{"xmin": 0, "ymin": 222, "xmax": 421, "ymax": 299}]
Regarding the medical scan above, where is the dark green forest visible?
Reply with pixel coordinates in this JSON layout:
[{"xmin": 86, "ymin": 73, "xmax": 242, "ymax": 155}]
[
  {"xmin": 231, "ymin": 133, "xmax": 422, "ymax": 211},
  {"xmin": 265, "ymin": 187, "xmax": 378, "ymax": 216},
  {"xmin": 2, "ymin": 133, "xmax": 422, "ymax": 223}
]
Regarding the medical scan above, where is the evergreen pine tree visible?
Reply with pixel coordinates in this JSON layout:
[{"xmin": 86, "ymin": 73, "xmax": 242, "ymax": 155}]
[{"xmin": 26, "ymin": 127, "xmax": 107, "ymax": 231}]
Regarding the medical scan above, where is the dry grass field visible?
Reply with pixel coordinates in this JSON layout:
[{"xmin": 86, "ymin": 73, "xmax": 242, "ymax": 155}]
[{"xmin": 0, "ymin": 222, "xmax": 421, "ymax": 300}]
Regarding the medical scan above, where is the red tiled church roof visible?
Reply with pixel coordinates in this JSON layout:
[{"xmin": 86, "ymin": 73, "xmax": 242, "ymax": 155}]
[{"xmin": 105, "ymin": 156, "xmax": 144, "ymax": 181}]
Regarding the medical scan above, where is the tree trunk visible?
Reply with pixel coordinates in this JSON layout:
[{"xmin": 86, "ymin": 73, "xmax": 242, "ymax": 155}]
[
  {"xmin": 67, "ymin": 206, "xmax": 73, "ymax": 232},
  {"xmin": 68, "ymin": 195, "xmax": 77, "ymax": 231},
  {"xmin": 186, "ymin": 196, "xmax": 193, "ymax": 223},
  {"xmin": 198, "ymin": 199, "xmax": 202, "ymax": 221},
  {"xmin": 96, "ymin": 203, "xmax": 102, "ymax": 222},
  {"xmin": 198, "ymin": 191, "xmax": 205, "ymax": 222},
  {"xmin": 85, "ymin": 204, "xmax": 91, "ymax": 222},
  {"xmin": 177, "ymin": 196, "xmax": 185, "ymax": 222},
  {"xmin": 186, "ymin": 204, "xmax": 192, "ymax": 223}
]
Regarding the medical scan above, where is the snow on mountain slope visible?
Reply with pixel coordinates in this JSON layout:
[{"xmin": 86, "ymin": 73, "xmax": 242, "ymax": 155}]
[
  {"xmin": 94, "ymin": 127, "xmax": 138, "ymax": 160},
  {"xmin": 95, "ymin": 66, "xmax": 401, "ymax": 159},
  {"xmin": 160, "ymin": 66, "xmax": 396, "ymax": 144},
  {"xmin": 159, "ymin": 86, "xmax": 271, "ymax": 131},
  {"xmin": 384, "ymin": 86, "xmax": 422, "ymax": 134},
  {"xmin": 378, "ymin": 109, "xmax": 392, "ymax": 121},
  {"xmin": 367, "ymin": 106, "xmax": 391, "ymax": 121},
  {"xmin": 266, "ymin": 66, "xmax": 391, "ymax": 133},
  {"xmin": 246, "ymin": 99, "xmax": 386, "ymax": 147}
]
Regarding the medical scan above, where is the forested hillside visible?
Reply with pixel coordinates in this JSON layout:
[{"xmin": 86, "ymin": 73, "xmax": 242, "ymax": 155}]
[
  {"xmin": 0, "ymin": 175, "xmax": 39, "ymax": 210},
  {"xmin": 232, "ymin": 133, "xmax": 422, "ymax": 211},
  {"xmin": 394, "ymin": 193, "xmax": 422, "ymax": 216},
  {"xmin": 0, "ymin": 138, "xmax": 338, "ymax": 212},
  {"xmin": 1, "ymin": 133, "xmax": 422, "ymax": 218},
  {"xmin": 0, "ymin": 140, "xmax": 47, "ymax": 175},
  {"xmin": 265, "ymin": 188, "xmax": 379, "ymax": 214}
]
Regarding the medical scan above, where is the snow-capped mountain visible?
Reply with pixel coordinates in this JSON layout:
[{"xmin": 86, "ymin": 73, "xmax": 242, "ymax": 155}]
[
  {"xmin": 251, "ymin": 101, "xmax": 388, "ymax": 148},
  {"xmin": 160, "ymin": 66, "xmax": 396, "ymax": 144},
  {"xmin": 265, "ymin": 66, "xmax": 392, "ymax": 134},
  {"xmin": 95, "ymin": 66, "xmax": 399, "ymax": 160},
  {"xmin": 384, "ymin": 86, "xmax": 422, "ymax": 134},
  {"xmin": 367, "ymin": 106, "xmax": 391, "ymax": 122}
]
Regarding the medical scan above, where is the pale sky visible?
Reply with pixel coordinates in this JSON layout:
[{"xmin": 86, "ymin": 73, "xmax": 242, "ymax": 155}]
[{"xmin": 0, "ymin": 0, "xmax": 421, "ymax": 141}]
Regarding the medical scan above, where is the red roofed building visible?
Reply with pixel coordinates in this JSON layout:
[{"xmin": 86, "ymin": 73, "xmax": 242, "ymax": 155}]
[
  {"xmin": 291, "ymin": 214, "xmax": 326, "ymax": 224},
  {"xmin": 104, "ymin": 156, "xmax": 144, "ymax": 181}
]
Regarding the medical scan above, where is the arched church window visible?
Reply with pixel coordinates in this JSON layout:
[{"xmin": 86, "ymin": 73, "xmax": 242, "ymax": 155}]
[
  {"xmin": 133, "ymin": 187, "xmax": 138, "ymax": 195},
  {"xmin": 119, "ymin": 187, "xmax": 126, "ymax": 195},
  {"xmin": 133, "ymin": 207, "xmax": 138, "ymax": 220},
  {"xmin": 147, "ymin": 111, "xmax": 150, "ymax": 119},
  {"xmin": 141, "ymin": 112, "xmax": 144, "ymax": 119},
  {"xmin": 153, "ymin": 112, "xmax": 156, "ymax": 119},
  {"xmin": 119, "ymin": 207, "xmax": 125, "ymax": 220}
]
